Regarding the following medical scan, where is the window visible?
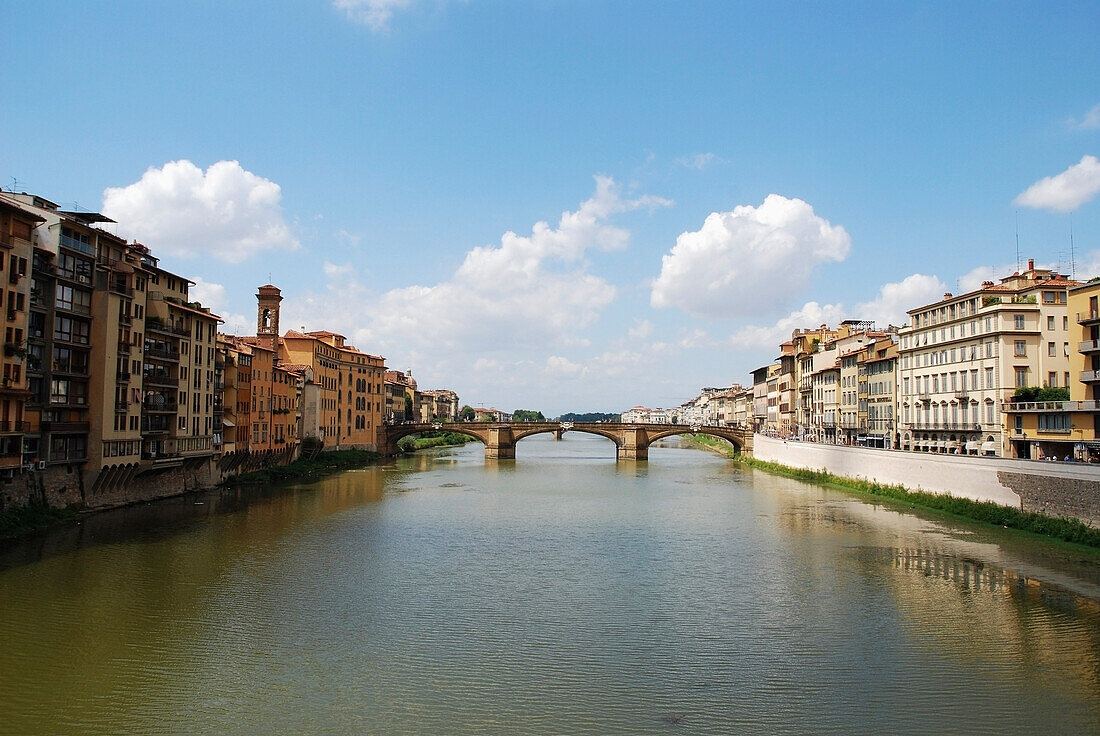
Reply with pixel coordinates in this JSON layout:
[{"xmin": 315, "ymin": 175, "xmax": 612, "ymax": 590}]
[
  {"xmin": 1014, "ymin": 314, "xmax": 1026, "ymax": 330},
  {"xmin": 1015, "ymin": 340, "xmax": 1026, "ymax": 357},
  {"xmin": 985, "ymin": 367, "xmax": 994, "ymax": 388},
  {"xmin": 1048, "ymin": 342, "xmax": 1056, "ymax": 357},
  {"xmin": 1048, "ymin": 372, "xmax": 1057, "ymax": 388},
  {"xmin": 1015, "ymin": 367, "xmax": 1028, "ymax": 388},
  {"xmin": 1038, "ymin": 414, "xmax": 1071, "ymax": 432},
  {"xmin": 1048, "ymin": 316, "xmax": 1055, "ymax": 330}
]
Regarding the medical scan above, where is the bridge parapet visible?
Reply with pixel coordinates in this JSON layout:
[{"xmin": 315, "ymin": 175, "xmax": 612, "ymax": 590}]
[{"xmin": 380, "ymin": 422, "xmax": 752, "ymax": 461}]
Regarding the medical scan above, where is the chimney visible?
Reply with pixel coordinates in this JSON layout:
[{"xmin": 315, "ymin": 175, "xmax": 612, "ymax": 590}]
[
  {"xmin": 1028, "ymin": 258, "xmax": 1034, "ymax": 270},
  {"xmin": 981, "ymin": 281, "xmax": 994, "ymax": 287},
  {"xmin": 943, "ymin": 293, "xmax": 952, "ymax": 299}
]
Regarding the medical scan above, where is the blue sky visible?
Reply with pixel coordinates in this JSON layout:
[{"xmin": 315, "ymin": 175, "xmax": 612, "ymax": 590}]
[{"xmin": 4, "ymin": 1, "xmax": 1100, "ymax": 415}]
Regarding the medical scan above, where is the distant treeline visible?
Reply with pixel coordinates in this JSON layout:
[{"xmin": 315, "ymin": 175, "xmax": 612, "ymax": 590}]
[{"xmin": 556, "ymin": 412, "xmax": 621, "ymax": 423}]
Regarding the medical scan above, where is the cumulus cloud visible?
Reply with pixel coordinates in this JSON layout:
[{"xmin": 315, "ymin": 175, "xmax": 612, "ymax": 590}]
[
  {"xmin": 1069, "ymin": 104, "xmax": 1100, "ymax": 131},
  {"xmin": 729, "ymin": 301, "xmax": 848, "ymax": 350},
  {"xmin": 545, "ymin": 356, "xmax": 586, "ymax": 377},
  {"xmin": 650, "ymin": 194, "xmax": 851, "ymax": 318},
  {"xmin": 189, "ymin": 276, "xmax": 226, "ymax": 311},
  {"xmin": 334, "ymin": 0, "xmax": 411, "ymax": 29},
  {"xmin": 853, "ymin": 273, "xmax": 947, "ymax": 327},
  {"xmin": 1013, "ymin": 155, "xmax": 1100, "ymax": 212},
  {"xmin": 102, "ymin": 160, "xmax": 299, "ymax": 263},
  {"xmin": 285, "ymin": 176, "xmax": 666, "ymax": 370}
]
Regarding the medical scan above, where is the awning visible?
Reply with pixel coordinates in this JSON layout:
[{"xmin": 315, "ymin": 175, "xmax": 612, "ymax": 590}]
[
  {"xmin": 221, "ymin": 417, "xmax": 235, "ymax": 427},
  {"xmin": 965, "ymin": 441, "xmax": 980, "ymax": 451},
  {"xmin": 981, "ymin": 441, "xmax": 997, "ymax": 453}
]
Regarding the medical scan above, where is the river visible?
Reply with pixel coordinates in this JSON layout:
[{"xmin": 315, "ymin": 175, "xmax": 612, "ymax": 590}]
[{"xmin": 1, "ymin": 434, "xmax": 1099, "ymax": 735}]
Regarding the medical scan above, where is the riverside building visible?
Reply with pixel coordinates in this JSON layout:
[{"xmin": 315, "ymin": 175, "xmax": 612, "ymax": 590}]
[{"xmin": 897, "ymin": 260, "xmax": 1076, "ymax": 457}]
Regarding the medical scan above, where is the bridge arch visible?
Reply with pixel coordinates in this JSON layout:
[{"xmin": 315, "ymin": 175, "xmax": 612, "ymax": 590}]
[{"xmin": 643, "ymin": 427, "xmax": 747, "ymax": 454}]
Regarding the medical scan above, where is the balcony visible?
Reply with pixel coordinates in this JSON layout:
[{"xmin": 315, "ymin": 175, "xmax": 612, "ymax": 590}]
[
  {"xmin": 144, "ymin": 345, "xmax": 180, "ymax": 362},
  {"xmin": 903, "ymin": 422, "xmax": 983, "ymax": 431},
  {"xmin": 1081, "ymin": 370, "xmax": 1100, "ymax": 383},
  {"xmin": 1080, "ymin": 339, "xmax": 1100, "ymax": 354},
  {"xmin": 140, "ymin": 419, "xmax": 171, "ymax": 435},
  {"xmin": 143, "ymin": 371, "xmax": 178, "ymax": 388},
  {"xmin": 40, "ymin": 421, "xmax": 90, "ymax": 433},
  {"xmin": 118, "ymin": 312, "xmax": 133, "ymax": 326},
  {"xmin": 115, "ymin": 401, "xmax": 129, "ymax": 413},
  {"xmin": 117, "ymin": 341, "xmax": 131, "ymax": 355},
  {"xmin": 108, "ymin": 281, "xmax": 133, "ymax": 297},
  {"xmin": 118, "ymin": 371, "xmax": 131, "ymax": 383},
  {"xmin": 0, "ymin": 421, "xmax": 30, "ymax": 433},
  {"xmin": 142, "ymin": 399, "xmax": 179, "ymax": 413},
  {"xmin": 146, "ymin": 319, "xmax": 190, "ymax": 337},
  {"xmin": 58, "ymin": 233, "xmax": 96, "ymax": 257},
  {"xmin": 1003, "ymin": 400, "xmax": 1100, "ymax": 413},
  {"xmin": 1078, "ymin": 310, "xmax": 1100, "ymax": 326},
  {"xmin": 954, "ymin": 390, "xmax": 969, "ymax": 400}
]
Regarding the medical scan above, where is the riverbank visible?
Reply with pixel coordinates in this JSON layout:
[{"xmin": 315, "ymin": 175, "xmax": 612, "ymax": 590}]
[
  {"xmin": 397, "ymin": 431, "xmax": 476, "ymax": 453},
  {"xmin": 683, "ymin": 434, "xmax": 1100, "ymax": 550},
  {"xmin": 0, "ymin": 503, "xmax": 80, "ymax": 541},
  {"xmin": 224, "ymin": 449, "xmax": 383, "ymax": 486}
]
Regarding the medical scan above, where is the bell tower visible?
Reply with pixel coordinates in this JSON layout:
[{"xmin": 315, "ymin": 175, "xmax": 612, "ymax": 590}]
[{"xmin": 256, "ymin": 284, "xmax": 283, "ymax": 355}]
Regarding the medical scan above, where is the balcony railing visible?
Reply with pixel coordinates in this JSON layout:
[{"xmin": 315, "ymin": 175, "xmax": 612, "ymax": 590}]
[
  {"xmin": 144, "ymin": 346, "xmax": 180, "ymax": 362},
  {"xmin": 1080, "ymin": 339, "xmax": 1100, "ymax": 353},
  {"xmin": 1078, "ymin": 311, "xmax": 1100, "ymax": 325},
  {"xmin": 108, "ymin": 281, "xmax": 133, "ymax": 297},
  {"xmin": 40, "ymin": 421, "xmax": 90, "ymax": 433},
  {"xmin": 143, "ymin": 372, "xmax": 178, "ymax": 387},
  {"xmin": 0, "ymin": 420, "xmax": 30, "ymax": 433},
  {"xmin": 902, "ymin": 422, "xmax": 983, "ymax": 431},
  {"xmin": 1081, "ymin": 370, "xmax": 1100, "ymax": 383},
  {"xmin": 1003, "ymin": 400, "xmax": 1099, "ymax": 413},
  {"xmin": 117, "ymin": 341, "xmax": 131, "ymax": 355},
  {"xmin": 146, "ymin": 320, "xmax": 190, "ymax": 337}
]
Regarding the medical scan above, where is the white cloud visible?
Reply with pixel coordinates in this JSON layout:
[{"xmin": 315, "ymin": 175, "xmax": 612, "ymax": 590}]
[
  {"xmin": 1069, "ymin": 104, "xmax": 1100, "ymax": 131},
  {"xmin": 628, "ymin": 319, "xmax": 653, "ymax": 340},
  {"xmin": 1013, "ymin": 155, "xmax": 1100, "ymax": 212},
  {"xmin": 853, "ymin": 273, "xmax": 947, "ymax": 327},
  {"xmin": 545, "ymin": 356, "xmax": 586, "ymax": 378},
  {"xmin": 189, "ymin": 276, "xmax": 226, "ymax": 312},
  {"xmin": 284, "ymin": 176, "xmax": 667, "ymax": 370},
  {"xmin": 334, "ymin": 0, "xmax": 412, "ymax": 29},
  {"xmin": 729, "ymin": 301, "xmax": 848, "ymax": 350},
  {"xmin": 678, "ymin": 328, "xmax": 710, "ymax": 349},
  {"xmin": 676, "ymin": 152, "xmax": 719, "ymax": 170},
  {"xmin": 102, "ymin": 160, "xmax": 299, "ymax": 263},
  {"xmin": 650, "ymin": 194, "xmax": 851, "ymax": 318},
  {"xmin": 323, "ymin": 261, "xmax": 354, "ymax": 278}
]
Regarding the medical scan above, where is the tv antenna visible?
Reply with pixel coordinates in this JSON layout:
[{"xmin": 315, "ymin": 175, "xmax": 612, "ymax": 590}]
[
  {"xmin": 1014, "ymin": 211, "xmax": 1020, "ymax": 274},
  {"xmin": 1070, "ymin": 213, "xmax": 1077, "ymax": 279}
]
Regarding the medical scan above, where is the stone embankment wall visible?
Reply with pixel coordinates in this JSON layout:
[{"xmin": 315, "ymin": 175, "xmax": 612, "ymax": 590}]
[
  {"xmin": 753, "ymin": 435, "xmax": 1100, "ymax": 526},
  {"xmin": 0, "ymin": 447, "xmax": 301, "ymax": 513}
]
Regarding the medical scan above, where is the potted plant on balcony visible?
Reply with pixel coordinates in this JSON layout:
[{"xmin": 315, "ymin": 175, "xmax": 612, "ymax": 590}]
[{"xmin": 3, "ymin": 341, "xmax": 26, "ymax": 360}]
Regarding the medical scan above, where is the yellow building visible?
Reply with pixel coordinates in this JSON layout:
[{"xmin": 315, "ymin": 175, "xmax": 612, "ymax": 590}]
[
  {"xmin": 252, "ymin": 285, "xmax": 385, "ymax": 451},
  {"xmin": 1004, "ymin": 280, "xmax": 1100, "ymax": 461},
  {"xmin": 0, "ymin": 197, "xmax": 39, "ymax": 476}
]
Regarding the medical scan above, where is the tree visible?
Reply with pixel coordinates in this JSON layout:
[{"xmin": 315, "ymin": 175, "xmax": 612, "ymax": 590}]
[
  {"xmin": 460, "ymin": 405, "xmax": 476, "ymax": 421},
  {"xmin": 512, "ymin": 409, "xmax": 546, "ymax": 422}
]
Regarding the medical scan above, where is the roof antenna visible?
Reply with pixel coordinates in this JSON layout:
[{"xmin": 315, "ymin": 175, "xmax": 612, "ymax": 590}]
[
  {"xmin": 1070, "ymin": 213, "xmax": 1076, "ymax": 279},
  {"xmin": 1014, "ymin": 211, "xmax": 1020, "ymax": 274}
]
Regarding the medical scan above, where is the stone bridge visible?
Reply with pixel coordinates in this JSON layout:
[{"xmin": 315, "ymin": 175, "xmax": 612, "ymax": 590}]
[{"xmin": 380, "ymin": 422, "xmax": 753, "ymax": 461}]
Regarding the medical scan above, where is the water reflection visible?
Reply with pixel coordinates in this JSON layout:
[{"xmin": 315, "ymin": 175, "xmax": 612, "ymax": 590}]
[{"xmin": 0, "ymin": 435, "xmax": 1098, "ymax": 735}]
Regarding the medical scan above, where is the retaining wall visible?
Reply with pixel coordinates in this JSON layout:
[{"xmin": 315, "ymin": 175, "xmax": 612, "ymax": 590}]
[{"xmin": 752, "ymin": 435, "xmax": 1100, "ymax": 526}]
